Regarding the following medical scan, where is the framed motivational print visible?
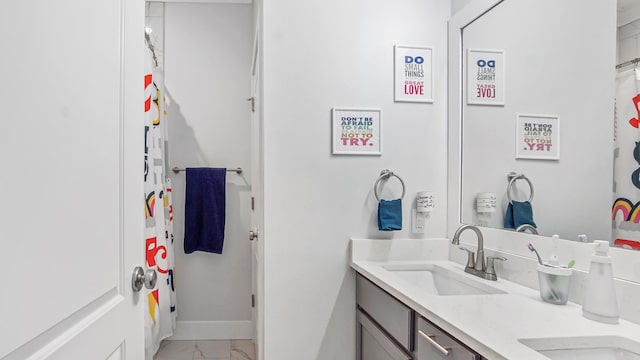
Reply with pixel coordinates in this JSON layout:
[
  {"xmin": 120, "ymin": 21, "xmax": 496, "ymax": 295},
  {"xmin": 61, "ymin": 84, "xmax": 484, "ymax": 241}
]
[
  {"xmin": 332, "ymin": 108, "xmax": 381, "ymax": 155},
  {"xmin": 394, "ymin": 45, "xmax": 433, "ymax": 103}
]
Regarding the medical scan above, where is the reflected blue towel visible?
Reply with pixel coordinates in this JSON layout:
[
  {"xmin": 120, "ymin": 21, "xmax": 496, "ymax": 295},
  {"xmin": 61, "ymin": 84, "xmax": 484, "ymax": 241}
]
[
  {"xmin": 378, "ymin": 199, "xmax": 402, "ymax": 231},
  {"xmin": 504, "ymin": 200, "xmax": 537, "ymax": 229},
  {"xmin": 184, "ymin": 168, "xmax": 226, "ymax": 254}
]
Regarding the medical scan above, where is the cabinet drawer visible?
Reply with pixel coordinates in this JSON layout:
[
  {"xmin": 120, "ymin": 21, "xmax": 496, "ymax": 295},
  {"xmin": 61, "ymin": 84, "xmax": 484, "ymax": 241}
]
[
  {"xmin": 416, "ymin": 316, "xmax": 480, "ymax": 360},
  {"xmin": 356, "ymin": 274, "xmax": 413, "ymax": 350},
  {"xmin": 358, "ymin": 309, "xmax": 412, "ymax": 360}
]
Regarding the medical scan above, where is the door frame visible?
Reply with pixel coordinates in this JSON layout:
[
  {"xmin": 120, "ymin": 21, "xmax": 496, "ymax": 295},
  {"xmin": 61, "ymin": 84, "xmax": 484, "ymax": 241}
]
[{"xmin": 250, "ymin": 4, "xmax": 264, "ymax": 359}]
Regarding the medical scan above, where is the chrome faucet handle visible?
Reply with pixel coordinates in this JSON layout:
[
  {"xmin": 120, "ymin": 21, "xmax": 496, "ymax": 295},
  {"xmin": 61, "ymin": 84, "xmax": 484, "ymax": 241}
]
[
  {"xmin": 459, "ymin": 247, "xmax": 475, "ymax": 269},
  {"xmin": 486, "ymin": 256, "xmax": 507, "ymax": 277}
]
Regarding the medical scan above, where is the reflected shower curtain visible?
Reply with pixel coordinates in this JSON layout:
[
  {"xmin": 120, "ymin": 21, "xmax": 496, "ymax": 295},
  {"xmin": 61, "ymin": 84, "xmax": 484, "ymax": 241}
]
[
  {"xmin": 612, "ymin": 68, "xmax": 640, "ymax": 250},
  {"xmin": 144, "ymin": 45, "xmax": 177, "ymax": 358}
]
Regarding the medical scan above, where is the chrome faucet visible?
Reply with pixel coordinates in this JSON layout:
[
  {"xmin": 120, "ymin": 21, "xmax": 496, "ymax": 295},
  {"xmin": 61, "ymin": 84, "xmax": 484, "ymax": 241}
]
[
  {"xmin": 516, "ymin": 224, "xmax": 538, "ymax": 234},
  {"xmin": 452, "ymin": 225, "xmax": 506, "ymax": 281}
]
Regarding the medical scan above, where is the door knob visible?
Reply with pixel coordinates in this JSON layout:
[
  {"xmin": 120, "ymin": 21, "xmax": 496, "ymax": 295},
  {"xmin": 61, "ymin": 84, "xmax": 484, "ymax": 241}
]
[
  {"xmin": 132, "ymin": 266, "xmax": 157, "ymax": 292},
  {"xmin": 249, "ymin": 230, "xmax": 258, "ymax": 241}
]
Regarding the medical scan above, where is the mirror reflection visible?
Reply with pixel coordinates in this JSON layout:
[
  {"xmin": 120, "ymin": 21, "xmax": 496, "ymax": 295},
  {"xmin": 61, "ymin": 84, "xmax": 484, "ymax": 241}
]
[{"xmin": 459, "ymin": 0, "xmax": 640, "ymax": 250}]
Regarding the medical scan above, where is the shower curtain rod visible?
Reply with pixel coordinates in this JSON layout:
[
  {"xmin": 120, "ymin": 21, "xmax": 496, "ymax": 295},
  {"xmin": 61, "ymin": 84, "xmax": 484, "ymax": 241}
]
[
  {"xmin": 616, "ymin": 57, "xmax": 640, "ymax": 69},
  {"xmin": 171, "ymin": 167, "xmax": 243, "ymax": 174}
]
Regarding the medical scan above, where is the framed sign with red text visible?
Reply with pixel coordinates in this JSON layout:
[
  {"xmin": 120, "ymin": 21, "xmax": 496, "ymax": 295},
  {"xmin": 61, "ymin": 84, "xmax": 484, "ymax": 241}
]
[
  {"xmin": 394, "ymin": 45, "xmax": 433, "ymax": 103},
  {"xmin": 515, "ymin": 114, "xmax": 560, "ymax": 160},
  {"xmin": 332, "ymin": 108, "xmax": 381, "ymax": 155},
  {"xmin": 467, "ymin": 49, "xmax": 505, "ymax": 105}
]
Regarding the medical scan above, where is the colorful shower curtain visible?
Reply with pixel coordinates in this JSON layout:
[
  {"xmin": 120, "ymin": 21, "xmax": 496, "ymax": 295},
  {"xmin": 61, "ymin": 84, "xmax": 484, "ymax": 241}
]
[
  {"xmin": 612, "ymin": 68, "xmax": 640, "ymax": 250},
  {"xmin": 144, "ymin": 45, "xmax": 177, "ymax": 358}
]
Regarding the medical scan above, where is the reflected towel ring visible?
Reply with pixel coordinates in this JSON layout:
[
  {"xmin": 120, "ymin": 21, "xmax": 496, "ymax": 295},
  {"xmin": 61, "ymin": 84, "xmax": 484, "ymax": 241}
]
[
  {"xmin": 507, "ymin": 172, "xmax": 534, "ymax": 203},
  {"xmin": 374, "ymin": 169, "xmax": 406, "ymax": 201}
]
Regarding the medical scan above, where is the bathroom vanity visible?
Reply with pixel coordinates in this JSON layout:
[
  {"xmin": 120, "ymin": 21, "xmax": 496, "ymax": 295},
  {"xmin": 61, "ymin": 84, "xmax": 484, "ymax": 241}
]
[
  {"xmin": 356, "ymin": 274, "xmax": 484, "ymax": 359},
  {"xmin": 351, "ymin": 238, "xmax": 640, "ymax": 360}
]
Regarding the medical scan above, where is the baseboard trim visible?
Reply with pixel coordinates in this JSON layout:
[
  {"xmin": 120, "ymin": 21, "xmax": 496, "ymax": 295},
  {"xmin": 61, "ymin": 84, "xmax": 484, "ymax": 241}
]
[{"xmin": 168, "ymin": 320, "xmax": 252, "ymax": 340}]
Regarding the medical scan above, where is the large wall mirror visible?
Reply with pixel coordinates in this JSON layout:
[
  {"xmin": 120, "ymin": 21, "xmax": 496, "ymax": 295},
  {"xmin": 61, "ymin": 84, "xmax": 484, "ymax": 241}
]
[{"xmin": 449, "ymin": 0, "xmax": 640, "ymax": 252}]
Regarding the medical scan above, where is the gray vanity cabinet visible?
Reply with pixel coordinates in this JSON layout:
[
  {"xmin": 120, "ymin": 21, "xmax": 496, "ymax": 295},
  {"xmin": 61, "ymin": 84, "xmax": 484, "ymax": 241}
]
[
  {"xmin": 356, "ymin": 274, "xmax": 414, "ymax": 360},
  {"xmin": 356, "ymin": 273, "xmax": 485, "ymax": 360},
  {"xmin": 357, "ymin": 309, "xmax": 413, "ymax": 360}
]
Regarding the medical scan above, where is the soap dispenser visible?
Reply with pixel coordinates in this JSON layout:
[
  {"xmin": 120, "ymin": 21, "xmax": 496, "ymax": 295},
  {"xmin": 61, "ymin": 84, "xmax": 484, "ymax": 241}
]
[{"xmin": 582, "ymin": 240, "xmax": 619, "ymax": 324}]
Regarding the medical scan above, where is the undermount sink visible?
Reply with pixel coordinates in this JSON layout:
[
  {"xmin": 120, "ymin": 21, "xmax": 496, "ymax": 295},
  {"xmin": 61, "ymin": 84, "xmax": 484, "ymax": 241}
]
[
  {"xmin": 382, "ymin": 263, "xmax": 506, "ymax": 296},
  {"xmin": 519, "ymin": 336, "xmax": 640, "ymax": 360}
]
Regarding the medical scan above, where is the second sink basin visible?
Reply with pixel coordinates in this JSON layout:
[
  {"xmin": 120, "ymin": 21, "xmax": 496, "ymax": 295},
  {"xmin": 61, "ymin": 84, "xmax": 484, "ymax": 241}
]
[
  {"xmin": 519, "ymin": 336, "xmax": 640, "ymax": 360},
  {"xmin": 382, "ymin": 263, "xmax": 506, "ymax": 296}
]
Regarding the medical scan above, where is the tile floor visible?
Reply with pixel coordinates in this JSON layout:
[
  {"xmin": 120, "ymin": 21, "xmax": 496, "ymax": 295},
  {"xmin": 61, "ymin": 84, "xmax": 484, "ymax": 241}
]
[{"xmin": 153, "ymin": 339, "xmax": 255, "ymax": 360}]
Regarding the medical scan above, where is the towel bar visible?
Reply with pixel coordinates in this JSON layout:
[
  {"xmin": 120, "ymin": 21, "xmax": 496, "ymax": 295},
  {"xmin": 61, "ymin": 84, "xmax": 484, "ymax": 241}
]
[
  {"xmin": 172, "ymin": 167, "xmax": 242, "ymax": 174},
  {"xmin": 507, "ymin": 172, "xmax": 534, "ymax": 203},
  {"xmin": 374, "ymin": 169, "xmax": 406, "ymax": 201}
]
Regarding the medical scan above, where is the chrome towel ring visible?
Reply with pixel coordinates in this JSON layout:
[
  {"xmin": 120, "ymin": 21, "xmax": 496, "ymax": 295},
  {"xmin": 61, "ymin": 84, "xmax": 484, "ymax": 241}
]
[
  {"xmin": 507, "ymin": 172, "xmax": 534, "ymax": 203},
  {"xmin": 374, "ymin": 169, "xmax": 406, "ymax": 201}
]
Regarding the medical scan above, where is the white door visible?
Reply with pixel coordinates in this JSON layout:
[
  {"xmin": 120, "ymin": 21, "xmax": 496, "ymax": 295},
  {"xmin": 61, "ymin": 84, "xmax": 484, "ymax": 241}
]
[
  {"xmin": 249, "ymin": 19, "xmax": 264, "ymax": 360},
  {"xmin": 0, "ymin": 1, "xmax": 146, "ymax": 359}
]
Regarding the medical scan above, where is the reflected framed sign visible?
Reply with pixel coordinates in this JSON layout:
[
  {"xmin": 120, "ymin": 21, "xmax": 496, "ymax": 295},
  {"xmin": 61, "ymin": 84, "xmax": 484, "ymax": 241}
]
[
  {"xmin": 467, "ymin": 49, "xmax": 505, "ymax": 105},
  {"xmin": 515, "ymin": 114, "xmax": 560, "ymax": 160}
]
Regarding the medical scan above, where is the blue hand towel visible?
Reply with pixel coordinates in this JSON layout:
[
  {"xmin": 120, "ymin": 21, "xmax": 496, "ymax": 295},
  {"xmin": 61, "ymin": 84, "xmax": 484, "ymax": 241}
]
[
  {"xmin": 184, "ymin": 168, "xmax": 226, "ymax": 254},
  {"xmin": 378, "ymin": 199, "xmax": 402, "ymax": 231},
  {"xmin": 504, "ymin": 200, "xmax": 537, "ymax": 229}
]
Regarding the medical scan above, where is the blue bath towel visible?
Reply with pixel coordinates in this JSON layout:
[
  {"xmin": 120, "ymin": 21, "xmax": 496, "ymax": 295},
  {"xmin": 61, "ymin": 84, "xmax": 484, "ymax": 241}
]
[
  {"xmin": 378, "ymin": 199, "xmax": 402, "ymax": 231},
  {"xmin": 184, "ymin": 168, "xmax": 226, "ymax": 254},
  {"xmin": 504, "ymin": 200, "xmax": 537, "ymax": 229}
]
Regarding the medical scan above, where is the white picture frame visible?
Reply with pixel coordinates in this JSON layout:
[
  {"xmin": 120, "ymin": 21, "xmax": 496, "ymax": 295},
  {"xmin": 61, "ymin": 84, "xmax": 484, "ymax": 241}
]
[
  {"xmin": 332, "ymin": 108, "xmax": 381, "ymax": 155},
  {"xmin": 394, "ymin": 45, "xmax": 433, "ymax": 103},
  {"xmin": 515, "ymin": 114, "xmax": 560, "ymax": 160},
  {"xmin": 466, "ymin": 49, "xmax": 505, "ymax": 105}
]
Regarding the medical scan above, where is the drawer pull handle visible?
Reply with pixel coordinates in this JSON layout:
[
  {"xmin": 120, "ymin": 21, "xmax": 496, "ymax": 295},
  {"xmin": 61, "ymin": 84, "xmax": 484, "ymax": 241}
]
[{"xmin": 418, "ymin": 330, "xmax": 451, "ymax": 356}]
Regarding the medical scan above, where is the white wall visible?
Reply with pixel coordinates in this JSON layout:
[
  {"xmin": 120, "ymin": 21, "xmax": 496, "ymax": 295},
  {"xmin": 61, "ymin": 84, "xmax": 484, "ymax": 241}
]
[
  {"xmin": 261, "ymin": 0, "xmax": 450, "ymax": 358},
  {"xmin": 618, "ymin": 0, "xmax": 640, "ymax": 29},
  {"xmin": 164, "ymin": 3, "xmax": 253, "ymax": 339},
  {"xmin": 451, "ymin": 0, "xmax": 472, "ymax": 15},
  {"xmin": 460, "ymin": 0, "xmax": 615, "ymax": 241},
  {"xmin": 619, "ymin": 18, "xmax": 640, "ymax": 64}
]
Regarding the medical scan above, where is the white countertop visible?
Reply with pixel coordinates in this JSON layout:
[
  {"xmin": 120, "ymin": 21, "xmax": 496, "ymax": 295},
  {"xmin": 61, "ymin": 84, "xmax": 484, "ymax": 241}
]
[{"xmin": 351, "ymin": 239, "xmax": 640, "ymax": 360}]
